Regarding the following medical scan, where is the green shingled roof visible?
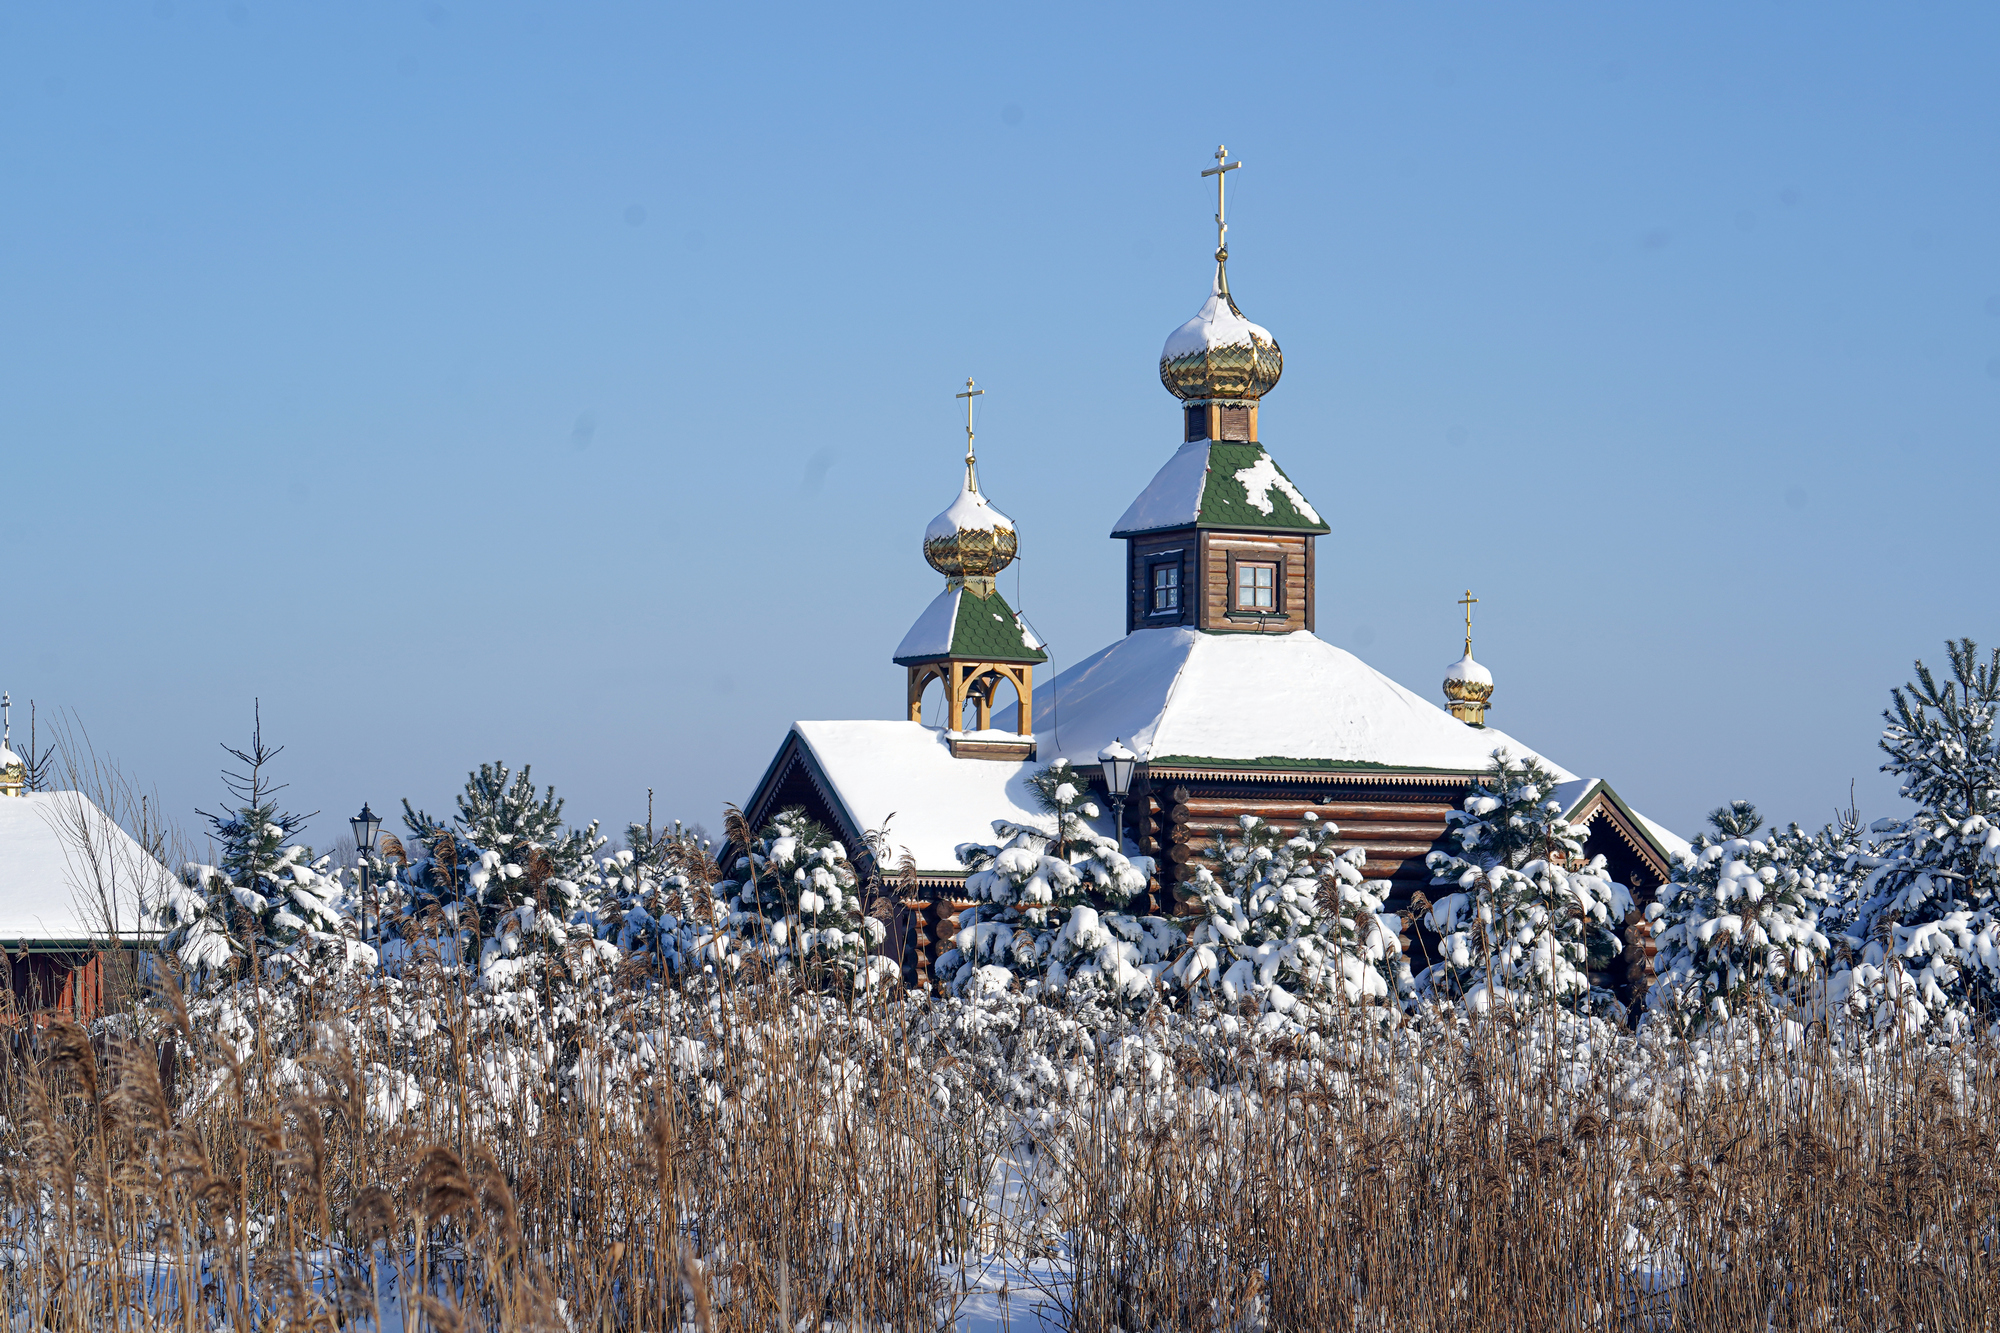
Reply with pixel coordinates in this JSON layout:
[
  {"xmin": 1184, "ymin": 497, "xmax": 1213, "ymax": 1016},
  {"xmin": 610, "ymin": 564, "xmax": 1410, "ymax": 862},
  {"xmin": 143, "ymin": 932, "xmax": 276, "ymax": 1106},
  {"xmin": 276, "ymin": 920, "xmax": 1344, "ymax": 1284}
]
[
  {"xmin": 1110, "ymin": 440, "xmax": 1330, "ymax": 537},
  {"xmin": 892, "ymin": 586, "xmax": 1048, "ymax": 667}
]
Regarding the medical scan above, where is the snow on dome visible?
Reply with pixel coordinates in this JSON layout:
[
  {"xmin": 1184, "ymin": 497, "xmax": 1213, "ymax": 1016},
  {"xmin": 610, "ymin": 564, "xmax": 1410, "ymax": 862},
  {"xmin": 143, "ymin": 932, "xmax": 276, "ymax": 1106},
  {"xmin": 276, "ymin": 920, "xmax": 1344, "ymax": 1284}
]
[
  {"xmin": 925, "ymin": 484, "xmax": 1016, "ymax": 543},
  {"xmin": 0, "ymin": 745, "xmax": 21, "ymax": 769},
  {"xmin": 1159, "ymin": 271, "xmax": 1282, "ymax": 402},
  {"xmin": 923, "ymin": 483, "xmax": 1019, "ymax": 578},
  {"xmin": 1443, "ymin": 652, "xmax": 1493, "ymax": 688}
]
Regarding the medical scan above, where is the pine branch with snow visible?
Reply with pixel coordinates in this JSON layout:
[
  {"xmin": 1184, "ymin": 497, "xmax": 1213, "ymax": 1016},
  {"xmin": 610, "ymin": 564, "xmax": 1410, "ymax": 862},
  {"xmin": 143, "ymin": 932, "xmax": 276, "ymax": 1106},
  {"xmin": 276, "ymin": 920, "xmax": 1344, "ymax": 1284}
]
[
  {"xmin": 715, "ymin": 807, "xmax": 891, "ymax": 992},
  {"xmin": 1166, "ymin": 812, "xmax": 1409, "ymax": 1020},
  {"xmin": 1830, "ymin": 640, "xmax": 2000, "ymax": 1036}
]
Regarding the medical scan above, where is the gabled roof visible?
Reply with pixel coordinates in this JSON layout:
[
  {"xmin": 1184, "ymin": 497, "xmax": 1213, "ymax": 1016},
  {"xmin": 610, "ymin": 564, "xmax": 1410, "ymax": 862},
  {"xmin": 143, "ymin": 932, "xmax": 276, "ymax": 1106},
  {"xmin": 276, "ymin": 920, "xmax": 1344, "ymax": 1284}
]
[
  {"xmin": 0, "ymin": 792, "xmax": 169, "ymax": 949},
  {"xmin": 1554, "ymin": 777, "xmax": 1692, "ymax": 873},
  {"xmin": 765, "ymin": 721, "xmax": 1047, "ymax": 877},
  {"xmin": 892, "ymin": 585, "xmax": 1047, "ymax": 666},
  {"xmin": 1110, "ymin": 441, "xmax": 1330, "ymax": 538}
]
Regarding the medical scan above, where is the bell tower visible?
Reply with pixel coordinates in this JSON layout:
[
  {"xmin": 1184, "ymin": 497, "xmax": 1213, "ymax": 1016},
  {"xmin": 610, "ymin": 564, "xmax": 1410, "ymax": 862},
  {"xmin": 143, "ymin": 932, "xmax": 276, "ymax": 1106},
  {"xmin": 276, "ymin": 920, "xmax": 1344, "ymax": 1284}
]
[
  {"xmin": 1112, "ymin": 146, "xmax": 1329, "ymax": 635},
  {"xmin": 892, "ymin": 381, "xmax": 1047, "ymax": 761}
]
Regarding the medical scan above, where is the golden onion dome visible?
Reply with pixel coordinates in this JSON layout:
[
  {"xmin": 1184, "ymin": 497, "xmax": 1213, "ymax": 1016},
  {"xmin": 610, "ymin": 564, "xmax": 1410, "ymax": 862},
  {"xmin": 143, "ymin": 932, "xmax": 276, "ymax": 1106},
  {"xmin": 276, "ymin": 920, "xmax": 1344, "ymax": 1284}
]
[
  {"xmin": 1159, "ymin": 270, "xmax": 1283, "ymax": 401},
  {"xmin": 923, "ymin": 481, "xmax": 1018, "ymax": 579}
]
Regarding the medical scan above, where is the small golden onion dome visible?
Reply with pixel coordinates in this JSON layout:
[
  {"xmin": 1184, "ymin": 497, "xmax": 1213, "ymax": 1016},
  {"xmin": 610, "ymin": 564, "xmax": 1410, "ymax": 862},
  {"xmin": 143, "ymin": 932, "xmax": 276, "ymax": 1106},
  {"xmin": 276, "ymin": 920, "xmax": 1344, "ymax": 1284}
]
[
  {"xmin": 1443, "ymin": 651, "xmax": 1495, "ymax": 725},
  {"xmin": 1159, "ymin": 270, "xmax": 1283, "ymax": 401},
  {"xmin": 923, "ymin": 483, "xmax": 1018, "ymax": 578}
]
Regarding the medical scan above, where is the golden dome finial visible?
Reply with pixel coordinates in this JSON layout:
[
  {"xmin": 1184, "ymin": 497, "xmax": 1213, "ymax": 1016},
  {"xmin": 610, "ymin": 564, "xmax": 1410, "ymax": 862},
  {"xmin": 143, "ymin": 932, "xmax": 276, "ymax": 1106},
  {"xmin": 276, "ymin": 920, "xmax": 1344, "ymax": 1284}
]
[
  {"xmin": 1443, "ymin": 590, "xmax": 1495, "ymax": 725},
  {"xmin": 925, "ymin": 379, "xmax": 1017, "ymax": 586},
  {"xmin": 1162, "ymin": 146, "xmax": 1281, "ymax": 404}
]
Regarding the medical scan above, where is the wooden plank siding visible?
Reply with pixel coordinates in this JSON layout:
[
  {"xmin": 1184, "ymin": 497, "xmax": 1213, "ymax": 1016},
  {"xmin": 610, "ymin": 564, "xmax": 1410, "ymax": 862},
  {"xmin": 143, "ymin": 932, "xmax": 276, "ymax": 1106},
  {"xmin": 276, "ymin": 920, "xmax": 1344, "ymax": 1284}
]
[
  {"xmin": 1199, "ymin": 532, "xmax": 1312, "ymax": 634},
  {"xmin": 1126, "ymin": 530, "xmax": 1316, "ymax": 636}
]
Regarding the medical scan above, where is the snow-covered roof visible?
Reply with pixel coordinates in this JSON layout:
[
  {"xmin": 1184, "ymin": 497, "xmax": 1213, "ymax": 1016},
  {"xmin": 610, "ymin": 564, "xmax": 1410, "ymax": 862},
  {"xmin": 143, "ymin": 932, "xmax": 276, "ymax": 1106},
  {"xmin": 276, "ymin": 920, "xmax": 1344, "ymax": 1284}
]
[
  {"xmin": 789, "ymin": 721, "xmax": 1047, "ymax": 874},
  {"xmin": 925, "ymin": 484, "xmax": 1015, "ymax": 542},
  {"xmin": 1007, "ymin": 628, "xmax": 1568, "ymax": 776},
  {"xmin": 892, "ymin": 586, "xmax": 1047, "ymax": 667},
  {"xmin": 1443, "ymin": 651, "xmax": 1493, "ymax": 687},
  {"xmin": 1109, "ymin": 441, "xmax": 1327, "ymax": 537},
  {"xmin": 1552, "ymin": 778, "xmax": 1692, "ymax": 866},
  {"xmin": 768, "ymin": 629, "xmax": 1687, "ymax": 880},
  {"xmin": 0, "ymin": 792, "xmax": 170, "ymax": 947}
]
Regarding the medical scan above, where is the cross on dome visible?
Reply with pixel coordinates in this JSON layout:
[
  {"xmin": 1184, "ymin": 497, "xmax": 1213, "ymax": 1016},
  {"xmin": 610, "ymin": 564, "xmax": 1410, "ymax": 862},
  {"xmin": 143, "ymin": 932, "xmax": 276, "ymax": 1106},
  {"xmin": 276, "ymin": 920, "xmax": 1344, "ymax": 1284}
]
[
  {"xmin": 1443, "ymin": 590, "xmax": 1495, "ymax": 725},
  {"xmin": 955, "ymin": 377, "xmax": 984, "ymax": 492},
  {"xmin": 1201, "ymin": 145, "xmax": 1242, "ymax": 273},
  {"xmin": 1161, "ymin": 144, "xmax": 1281, "ymax": 410}
]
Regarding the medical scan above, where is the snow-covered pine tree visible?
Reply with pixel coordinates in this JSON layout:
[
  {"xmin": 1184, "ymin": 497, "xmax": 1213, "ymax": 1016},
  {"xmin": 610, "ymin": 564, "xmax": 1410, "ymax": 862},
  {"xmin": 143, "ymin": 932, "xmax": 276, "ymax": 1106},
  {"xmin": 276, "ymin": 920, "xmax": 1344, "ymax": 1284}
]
[
  {"xmin": 934, "ymin": 757, "xmax": 1164, "ymax": 1009},
  {"xmin": 1834, "ymin": 640, "xmax": 2000, "ymax": 1036},
  {"xmin": 1166, "ymin": 812, "xmax": 1408, "ymax": 1020},
  {"xmin": 395, "ymin": 762, "xmax": 610, "ymax": 979},
  {"xmin": 160, "ymin": 708, "xmax": 354, "ymax": 986},
  {"xmin": 1417, "ymin": 749, "xmax": 1630, "ymax": 1015},
  {"xmin": 605, "ymin": 819, "xmax": 716, "ymax": 978},
  {"xmin": 714, "ymin": 807, "xmax": 889, "ymax": 990},
  {"xmin": 1644, "ymin": 801, "xmax": 1835, "ymax": 1033}
]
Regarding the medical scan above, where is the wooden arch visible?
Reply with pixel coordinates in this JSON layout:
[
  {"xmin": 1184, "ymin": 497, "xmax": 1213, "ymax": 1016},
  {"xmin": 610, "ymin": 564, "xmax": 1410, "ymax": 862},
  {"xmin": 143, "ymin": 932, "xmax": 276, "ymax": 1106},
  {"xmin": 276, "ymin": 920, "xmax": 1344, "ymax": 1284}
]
[{"xmin": 906, "ymin": 660, "xmax": 1034, "ymax": 736}]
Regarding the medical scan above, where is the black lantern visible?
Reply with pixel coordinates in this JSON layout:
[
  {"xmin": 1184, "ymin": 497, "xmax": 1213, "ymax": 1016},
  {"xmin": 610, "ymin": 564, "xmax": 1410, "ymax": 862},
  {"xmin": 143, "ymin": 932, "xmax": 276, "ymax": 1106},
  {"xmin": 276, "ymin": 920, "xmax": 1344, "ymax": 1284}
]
[
  {"xmin": 350, "ymin": 803, "xmax": 382, "ymax": 856},
  {"xmin": 1098, "ymin": 738, "xmax": 1139, "ymax": 849},
  {"xmin": 351, "ymin": 803, "xmax": 382, "ymax": 939}
]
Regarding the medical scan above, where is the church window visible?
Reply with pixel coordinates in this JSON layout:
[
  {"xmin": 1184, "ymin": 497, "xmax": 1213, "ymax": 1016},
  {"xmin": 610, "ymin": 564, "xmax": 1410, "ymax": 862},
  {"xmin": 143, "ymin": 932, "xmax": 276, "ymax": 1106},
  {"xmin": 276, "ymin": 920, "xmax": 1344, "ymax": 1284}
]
[
  {"xmin": 1150, "ymin": 561, "xmax": 1181, "ymax": 613},
  {"xmin": 1219, "ymin": 404, "xmax": 1251, "ymax": 440},
  {"xmin": 1236, "ymin": 561, "xmax": 1276, "ymax": 611}
]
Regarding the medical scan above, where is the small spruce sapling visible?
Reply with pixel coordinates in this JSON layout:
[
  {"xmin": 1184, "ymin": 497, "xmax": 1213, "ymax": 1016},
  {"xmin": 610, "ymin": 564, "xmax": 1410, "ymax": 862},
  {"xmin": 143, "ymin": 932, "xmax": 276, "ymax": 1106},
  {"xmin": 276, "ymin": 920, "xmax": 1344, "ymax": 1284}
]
[
  {"xmin": 1167, "ymin": 812, "xmax": 1409, "ymax": 1019},
  {"xmin": 1418, "ymin": 749, "xmax": 1630, "ymax": 1014},
  {"xmin": 161, "ymin": 708, "xmax": 357, "ymax": 987},
  {"xmin": 1644, "ymin": 801, "xmax": 1835, "ymax": 1033}
]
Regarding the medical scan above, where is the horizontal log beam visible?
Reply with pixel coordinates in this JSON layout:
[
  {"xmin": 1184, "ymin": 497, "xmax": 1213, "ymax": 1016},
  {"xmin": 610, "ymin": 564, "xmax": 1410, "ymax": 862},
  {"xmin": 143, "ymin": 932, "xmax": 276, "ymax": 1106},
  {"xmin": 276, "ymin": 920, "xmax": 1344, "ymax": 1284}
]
[{"xmin": 1165, "ymin": 798, "xmax": 1459, "ymax": 823}]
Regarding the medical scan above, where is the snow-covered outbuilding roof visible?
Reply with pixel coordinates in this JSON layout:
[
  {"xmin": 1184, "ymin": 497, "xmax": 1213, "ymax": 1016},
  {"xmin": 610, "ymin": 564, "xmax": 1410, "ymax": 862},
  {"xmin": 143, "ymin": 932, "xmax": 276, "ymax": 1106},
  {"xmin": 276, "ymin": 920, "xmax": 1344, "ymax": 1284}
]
[
  {"xmin": 1110, "ymin": 441, "xmax": 1328, "ymax": 537},
  {"xmin": 0, "ymin": 792, "xmax": 170, "ymax": 948}
]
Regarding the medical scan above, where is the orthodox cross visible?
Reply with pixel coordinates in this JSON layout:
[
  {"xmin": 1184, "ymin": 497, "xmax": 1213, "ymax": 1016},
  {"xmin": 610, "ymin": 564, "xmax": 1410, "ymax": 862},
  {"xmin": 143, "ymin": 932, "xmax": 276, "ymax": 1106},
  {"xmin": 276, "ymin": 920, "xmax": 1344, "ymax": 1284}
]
[
  {"xmin": 1458, "ymin": 590, "xmax": 1478, "ymax": 656},
  {"xmin": 956, "ymin": 377, "xmax": 984, "ymax": 491},
  {"xmin": 1202, "ymin": 145, "xmax": 1243, "ymax": 264},
  {"xmin": 1, "ymin": 691, "xmax": 8, "ymax": 748}
]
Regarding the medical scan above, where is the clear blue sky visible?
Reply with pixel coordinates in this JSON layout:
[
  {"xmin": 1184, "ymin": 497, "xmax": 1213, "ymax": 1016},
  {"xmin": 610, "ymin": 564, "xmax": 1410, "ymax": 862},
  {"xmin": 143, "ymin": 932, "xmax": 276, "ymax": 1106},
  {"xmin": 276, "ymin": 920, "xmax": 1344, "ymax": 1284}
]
[{"xmin": 3, "ymin": 1, "xmax": 1996, "ymax": 854}]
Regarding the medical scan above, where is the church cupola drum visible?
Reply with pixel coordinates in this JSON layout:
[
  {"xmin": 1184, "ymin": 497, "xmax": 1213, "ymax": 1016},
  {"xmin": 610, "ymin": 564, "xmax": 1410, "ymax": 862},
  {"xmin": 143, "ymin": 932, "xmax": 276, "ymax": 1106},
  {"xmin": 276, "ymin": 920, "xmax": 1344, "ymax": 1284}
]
[{"xmin": 894, "ymin": 380, "xmax": 1046, "ymax": 762}]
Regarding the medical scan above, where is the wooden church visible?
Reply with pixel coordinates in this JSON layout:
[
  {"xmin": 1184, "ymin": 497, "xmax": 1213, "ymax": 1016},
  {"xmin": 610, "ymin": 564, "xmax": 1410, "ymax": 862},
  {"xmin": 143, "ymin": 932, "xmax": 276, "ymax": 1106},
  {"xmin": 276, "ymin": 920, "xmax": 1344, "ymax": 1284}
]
[{"xmin": 735, "ymin": 149, "xmax": 1687, "ymax": 992}]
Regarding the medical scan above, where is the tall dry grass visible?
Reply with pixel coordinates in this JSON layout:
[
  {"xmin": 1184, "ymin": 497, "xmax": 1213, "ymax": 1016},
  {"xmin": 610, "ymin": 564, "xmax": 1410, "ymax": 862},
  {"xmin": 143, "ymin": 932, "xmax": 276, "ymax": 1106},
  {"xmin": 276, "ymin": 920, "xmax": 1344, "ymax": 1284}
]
[{"xmin": 1, "ymin": 948, "xmax": 1997, "ymax": 1330}]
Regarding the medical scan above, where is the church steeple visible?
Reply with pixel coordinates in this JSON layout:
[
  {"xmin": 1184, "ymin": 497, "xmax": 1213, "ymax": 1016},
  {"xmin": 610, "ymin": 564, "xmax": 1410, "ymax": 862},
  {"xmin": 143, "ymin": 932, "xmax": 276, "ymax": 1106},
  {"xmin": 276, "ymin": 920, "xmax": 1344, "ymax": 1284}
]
[
  {"xmin": 1114, "ymin": 149, "xmax": 1324, "ymax": 637},
  {"xmin": 895, "ymin": 381, "xmax": 1046, "ymax": 761}
]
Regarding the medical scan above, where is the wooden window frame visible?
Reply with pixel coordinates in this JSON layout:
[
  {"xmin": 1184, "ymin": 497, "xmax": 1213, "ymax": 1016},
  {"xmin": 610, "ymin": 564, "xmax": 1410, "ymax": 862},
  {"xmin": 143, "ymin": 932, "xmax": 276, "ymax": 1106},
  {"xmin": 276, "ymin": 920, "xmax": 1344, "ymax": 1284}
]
[
  {"xmin": 1225, "ymin": 551, "xmax": 1286, "ymax": 619},
  {"xmin": 1144, "ymin": 551, "xmax": 1186, "ymax": 620}
]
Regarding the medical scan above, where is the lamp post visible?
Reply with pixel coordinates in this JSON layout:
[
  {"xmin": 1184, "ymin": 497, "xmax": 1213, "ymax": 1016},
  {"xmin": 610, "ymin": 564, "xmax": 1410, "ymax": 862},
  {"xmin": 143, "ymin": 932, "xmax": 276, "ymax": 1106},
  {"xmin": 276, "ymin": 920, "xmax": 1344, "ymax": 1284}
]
[
  {"xmin": 1097, "ymin": 739, "xmax": 1138, "ymax": 851},
  {"xmin": 350, "ymin": 803, "xmax": 382, "ymax": 938}
]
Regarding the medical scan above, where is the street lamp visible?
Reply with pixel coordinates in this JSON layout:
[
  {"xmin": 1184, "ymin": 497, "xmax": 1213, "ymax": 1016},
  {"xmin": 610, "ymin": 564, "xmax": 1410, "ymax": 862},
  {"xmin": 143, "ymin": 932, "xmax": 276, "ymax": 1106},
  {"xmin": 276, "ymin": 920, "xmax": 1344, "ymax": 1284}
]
[
  {"xmin": 1097, "ymin": 739, "xmax": 1138, "ymax": 851},
  {"xmin": 351, "ymin": 803, "xmax": 382, "ymax": 938}
]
